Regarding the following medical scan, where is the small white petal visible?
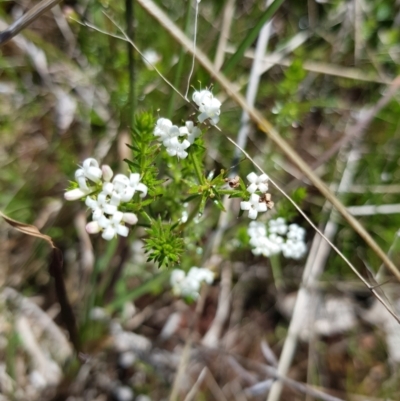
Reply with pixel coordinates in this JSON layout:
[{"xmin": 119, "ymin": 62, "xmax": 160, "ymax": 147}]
[
  {"xmin": 110, "ymin": 193, "xmax": 121, "ymax": 206},
  {"xmin": 92, "ymin": 209, "xmax": 103, "ymax": 220},
  {"xmin": 102, "ymin": 182, "xmax": 114, "ymax": 195},
  {"xmin": 98, "ymin": 215, "xmax": 110, "ymax": 228},
  {"xmin": 136, "ymin": 183, "xmax": 148, "ymax": 198},
  {"xmin": 240, "ymin": 201, "xmax": 251, "ymax": 211},
  {"xmin": 177, "ymin": 150, "xmax": 188, "ymax": 159},
  {"xmin": 103, "ymin": 204, "xmax": 117, "ymax": 215},
  {"xmin": 179, "ymin": 126, "xmax": 189, "ymax": 136},
  {"xmin": 248, "ymin": 209, "xmax": 258, "ymax": 219},
  {"xmin": 121, "ymin": 187, "xmax": 135, "ymax": 202},
  {"xmin": 85, "ymin": 196, "xmax": 97, "ymax": 209},
  {"xmin": 247, "ymin": 183, "xmax": 258, "ymax": 193},
  {"xmin": 166, "ymin": 147, "xmax": 177, "ymax": 157},
  {"xmin": 185, "ymin": 121, "xmax": 194, "ymax": 130},
  {"xmin": 75, "ymin": 169, "xmax": 89, "ymax": 191},
  {"xmin": 116, "ymin": 225, "xmax": 129, "ymax": 237},
  {"xmin": 102, "ymin": 227, "xmax": 116, "ymax": 241},
  {"xmin": 258, "ymin": 183, "xmax": 269, "ymax": 193},
  {"xmin": 112, "ymin": 211, "xmax": 124, "ymax": 223},
  {"xmin": 210, "ymin": 116, "xmax": 219, "ymax": 125},
  {"xmin": 170, "ymin": 269, "xmax": 185, "ymax": 286},
  {"xmin": 129, "ymin": 173, "xmax": 141, "ymax": 186},
  {"xmin": 198, "ymin": 112, "xmax": 208, "ymax": 123},
  {"xmin": 85, "ymin": 166, "xmax": 102, "ymax": 183},
  {"xmin": 256, "ymin": 203, "xmax": 268, "ymax": 212}
]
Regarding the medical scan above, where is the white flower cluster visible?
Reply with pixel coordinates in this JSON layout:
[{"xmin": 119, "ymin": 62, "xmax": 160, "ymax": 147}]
[
  {"xmin": 192, "ymin": 89, "xmax": 221, "ymax": 125},
  {"xmin": 240, "ymin": 172, "xmax": 270, "ymax": 219},
  {"xmin": 170, "ymin": 267, "xmax": 214, "ymax": 299},
  {"xmin": 248, "ymin": 218, "xmax": 307, "ymax": 259},
  {"xmin": 154, "ymin": 119, "xmax": 200, "ymax": 159},
  {"xmin": 154, "ymin": 89, "xmax": 221, "ymax": 159},
  {"xmin": 65, "ymin": 158, "xmax": 148, "ymax": 241}
]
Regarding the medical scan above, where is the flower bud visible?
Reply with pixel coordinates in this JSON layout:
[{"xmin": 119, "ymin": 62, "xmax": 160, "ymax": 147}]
[
  {"xmin": 122, "ymin": 213, "xmax": 138, "ymax": 225},
  {"xmin": 64, "ymin": 188, "xmax": 89, "ymax": 201},
  {"xmin": 101, "ymin": 165, "xmax": 113, "ymax": 182},
  {"xmin": 86, "ymin": 221, "xmax": 101, "ymax": 234}
]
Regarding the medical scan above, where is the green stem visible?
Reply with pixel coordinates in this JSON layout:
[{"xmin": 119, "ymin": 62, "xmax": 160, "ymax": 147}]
[
  {"xmin": 189, "ymin": 151, "xmax": 205, "ymax": 184},
  {"xmin": 270, "ymin": 254, "xmax": 284, "ymax": 291},
  {"xmin": 222, "ymin": 0, "xmax": 284, "ymax": 77},
  {"xmin": 218, "ymin": 189, "xmax": 241, "ymax": 196}
]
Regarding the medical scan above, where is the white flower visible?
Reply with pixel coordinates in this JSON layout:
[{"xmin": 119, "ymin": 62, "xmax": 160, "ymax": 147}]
[
  {"xmin": 96, "ymin": 211, "xmax": 129, "ymax": 241},
  {"xmin": 65, "ymin": 157, "xmax": 103, "ymax": 201},
  {"xmin": 249, "ymin": 236, "xmax": 281, "ymax": 257},
  {"xmin": 180, "ymin": 121, "xmax": 201, "ymax": 144},
  {"xmin": 269, "ymin": 218, "xmax": 288, "ymax": 235},
  {"xmin": 170, "ymin": 267, "xmax": 214, "ymax": 299},
  {"xmin": 281, "ymin": 239, "xmax": 307, "ymax": 259},
  {"xmin": 246, "ymin": 219, "xmax": 307, "ymax": 259},
  {"xmin": 102, "ymin": 173, "xmax": 147, "ymax": 204},
  {"xmin": 287, "ymin": 224, "xmax": 306, "ymax": 241},
  {"xmin": 247, "ymin": 221, "xmax": 267, "ymax": 238},
  {"xmin": 166, "ymin": 137, "xmax": 191, "ymax": 159},
  {"xmin": 170, "ymin": 269, "xmax": 186, "ymax": 287},
  {"xmin": 77, "ymin": 158, "xmax": 103, "ymax": 184},
  {"xmin": 192, "ymin": 89, "xmax": 221, "ymax": 125},
  {"xmin": 240, "ymin": 193, "xmax": 267, "ymax": 219},
  {"xmin": 246, "ymin": 172, "xmax": 269, "ymax": 194},
  {"xmin": 162, "ymin": 125, "xmax": 184, "ymax": 148},
  {"xmin": 188, "ymin": 267, "xmax": 214, "ymax": 284},
  {"xmin": 129, "ymin": 173, "xmax": 148, "ymax": 198},
  {"xmin": 86, "ymin": 192, "xmax": 118, "ymax": 219},
  {"xmin": 154, "ymin": 118, "xmax": 173, "ymax": 141}
]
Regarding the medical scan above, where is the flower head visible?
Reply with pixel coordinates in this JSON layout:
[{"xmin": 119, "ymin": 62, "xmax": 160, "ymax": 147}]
[
  {"xmin": 154, "ymin": 118, "xmax": 173, "ymax": 141},
  {"xmin": 246, "ymin": 172, "xmax": 269, "ymax": 194},
  {"xmin": 192, "ymin": 89, "xmax": 221, "ymax": 125},
  {"xmin": 247, "ymin": 217, "xmax": 307, "ymax": 259},
  {"xmin": 180, "ymin": 121, "xmax": 201, "ymax": 144},
  {"xmin": 287, "ymin": 224, "xmax": 306, "ymax": 241},
  {"xmin": 170, "ymin": 267, "xmax": 214, "ymax": 299},
  {"xmin": 165, "ymin": 137, "xmax": 191, "ymax": 159},
  {"xmin": 269, "ymin": 217, "xmax": 288, "ymax": 235},
  {"xmin": 240, "ymin": 193, "xmax": 268, "ymax": 219},
  {"xmin": 65, "ymin": 157, "xmax": 145, "ymax": 241}
]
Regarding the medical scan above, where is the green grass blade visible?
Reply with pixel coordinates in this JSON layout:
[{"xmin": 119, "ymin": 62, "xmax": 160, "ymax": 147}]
[{"xmin": 222, "ymin": 0, "xmax": 285, "ymax": 76}]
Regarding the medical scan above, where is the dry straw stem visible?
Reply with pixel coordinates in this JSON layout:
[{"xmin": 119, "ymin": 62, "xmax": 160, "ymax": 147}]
[
  {"xmin": 0, "ymin": 0, "xmax": 63, "ymax": 46},
  {"xmin": 136, "ymin": 0, "xmax": 400, "ymax": 284}
]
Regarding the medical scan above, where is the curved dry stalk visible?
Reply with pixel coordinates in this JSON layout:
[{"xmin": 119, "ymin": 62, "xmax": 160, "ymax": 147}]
[
  {"xmin": 0, "ymin": 0, "xmax": 62, "ymax": 46},
  {"xmin": 136, "ymin": 0, "xmax": 400, "ymax": 284}
]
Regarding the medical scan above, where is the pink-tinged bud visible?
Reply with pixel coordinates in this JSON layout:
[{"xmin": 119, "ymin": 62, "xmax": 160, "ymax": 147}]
[
  {"xmin": 101, "ymin": 165, "xmax": 113, "ymax": 182},
  {"xmin": 64, "ymin": 188, "xmax": 89, "ymax": 201},
  {"xmin": 122, "ymin": 213, "xmax": 138, "ymax": 225},
  {"xmin": 86, "ymin": 221, "xmax": 101, "ymax": 234}
]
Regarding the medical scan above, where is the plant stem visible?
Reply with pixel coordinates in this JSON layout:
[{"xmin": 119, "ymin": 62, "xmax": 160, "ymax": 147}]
[
  {"xmin": 189, "ymin": 151, "xmax": 205, "ymax": 184},
  {"xmin": 270, "ymin": 254, "xmax": 284, "ymax": 291}
]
